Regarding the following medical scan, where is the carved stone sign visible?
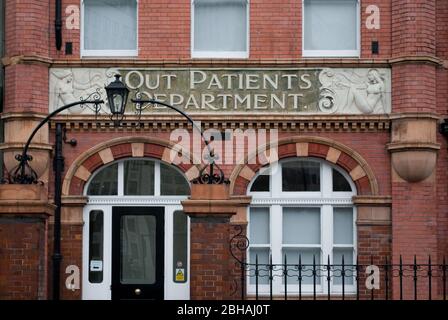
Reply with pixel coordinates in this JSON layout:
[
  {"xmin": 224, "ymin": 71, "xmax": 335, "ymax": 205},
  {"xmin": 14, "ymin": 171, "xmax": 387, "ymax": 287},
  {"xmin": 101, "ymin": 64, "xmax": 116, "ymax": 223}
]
[{"xmin": 49, "ymin": 68, "xmax": 391, "ymax": 114}]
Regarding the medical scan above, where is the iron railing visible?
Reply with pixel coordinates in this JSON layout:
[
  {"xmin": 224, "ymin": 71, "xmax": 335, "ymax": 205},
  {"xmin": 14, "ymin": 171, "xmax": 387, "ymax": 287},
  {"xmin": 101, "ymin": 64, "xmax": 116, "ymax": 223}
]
[{"xmin": 230, "ymin": 227, "xmax": 447, "ymax": 300}]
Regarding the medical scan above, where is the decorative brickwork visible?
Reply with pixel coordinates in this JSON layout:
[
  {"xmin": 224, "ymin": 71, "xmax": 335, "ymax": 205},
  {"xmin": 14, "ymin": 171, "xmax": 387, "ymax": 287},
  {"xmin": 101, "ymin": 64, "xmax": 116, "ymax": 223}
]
[
  {"xmin": 62, "ymin": 137, "xmax": 201, "ymax": 196},
  {"xmin": 230, "ymin": 136, "xmax": 379, "ymax": 196},
  {"xmin": 1, "ymin": 0, "xmax": 447, "ymax": 301}
]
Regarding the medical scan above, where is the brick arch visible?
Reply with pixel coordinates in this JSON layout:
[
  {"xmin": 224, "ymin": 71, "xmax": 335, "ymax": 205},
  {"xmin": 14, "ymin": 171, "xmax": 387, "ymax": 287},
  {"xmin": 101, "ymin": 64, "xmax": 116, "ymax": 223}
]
[
  {"xmin": 230, "ymin": 136, "xmax": 379, "ymax": 196},
  {"xmin": 62, "ymin": 136, "xmax": 201, "ymax": 196}
]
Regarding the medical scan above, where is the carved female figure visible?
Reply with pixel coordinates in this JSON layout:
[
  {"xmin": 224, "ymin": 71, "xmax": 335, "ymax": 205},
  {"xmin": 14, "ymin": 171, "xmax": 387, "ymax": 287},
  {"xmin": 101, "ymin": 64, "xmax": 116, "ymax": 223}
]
[
  {"xmin": 346, "ymin": 69, "xmax": 386, "ymax": 114},
  {"xmin": 51, "ymin": 69, "xmax": 101, "ymax": 114}
]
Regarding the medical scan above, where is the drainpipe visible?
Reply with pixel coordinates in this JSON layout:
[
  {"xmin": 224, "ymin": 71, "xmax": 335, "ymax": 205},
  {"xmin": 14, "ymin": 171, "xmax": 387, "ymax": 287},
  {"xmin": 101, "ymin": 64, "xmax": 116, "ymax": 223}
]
[
  {"xmin": 55, "ymin": 0, "xmax": 62, "ymax": 50},
  {"xmin": 52, "ymin": 123, "xmax": 64, "ymax": 300}
]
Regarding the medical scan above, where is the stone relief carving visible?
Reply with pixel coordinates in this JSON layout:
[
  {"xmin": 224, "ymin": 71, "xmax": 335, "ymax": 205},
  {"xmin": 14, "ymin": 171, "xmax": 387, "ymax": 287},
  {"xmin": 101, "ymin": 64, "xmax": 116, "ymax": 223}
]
[
  {"xmin": 318, "ymin": 68, "xmax": 391, "ymax": 114},
  {"xmin": 49, "ymin": 67, "xmax": 391, "ymax": 115},
  {"xmin": 49, "ymin": 68, "xmax": 118, "ymax": 113}
]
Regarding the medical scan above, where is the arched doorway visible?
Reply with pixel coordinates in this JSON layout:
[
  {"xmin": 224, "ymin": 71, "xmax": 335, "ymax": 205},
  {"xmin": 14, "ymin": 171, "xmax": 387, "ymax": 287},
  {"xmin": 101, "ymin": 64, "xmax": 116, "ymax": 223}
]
[
  {"xmin": 82, "ymin": 158, "xmax": 190, "ymax": 300},
  {"xmin": 246, "ymin": 157, "xmax": 357, "ymax": 296}
]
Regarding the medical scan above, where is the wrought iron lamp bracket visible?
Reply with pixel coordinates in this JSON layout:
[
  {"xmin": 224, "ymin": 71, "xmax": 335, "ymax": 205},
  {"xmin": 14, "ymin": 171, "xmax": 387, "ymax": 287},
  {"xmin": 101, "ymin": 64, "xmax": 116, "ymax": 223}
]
[
  {"xmin": 2, "ymin": 95, "xmax": 105, "ymax": 184},
  {"xmin": 131, "ymin": 95, "xmax": 229, "ymax": 185}
]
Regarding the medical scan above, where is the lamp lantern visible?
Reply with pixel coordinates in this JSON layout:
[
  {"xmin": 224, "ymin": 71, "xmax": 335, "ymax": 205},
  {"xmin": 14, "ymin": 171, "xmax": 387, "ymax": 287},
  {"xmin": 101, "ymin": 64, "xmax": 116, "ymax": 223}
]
[{"xmin": 105, "ymin": 74, "xmax": 129, "ymax": 119}]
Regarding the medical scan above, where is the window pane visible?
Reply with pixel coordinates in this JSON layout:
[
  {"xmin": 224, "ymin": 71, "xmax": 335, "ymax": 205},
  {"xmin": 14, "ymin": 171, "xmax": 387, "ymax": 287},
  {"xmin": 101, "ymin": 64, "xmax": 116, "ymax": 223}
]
[
  {"xmin": 333, "ymin": 248, "xmax": 354, "ymax": 285},
  {"xmin": 173, "ymin": 211, "xmax": 188, "ymax": 283},
  {"xmin": 124, "ymin": 160, "xmax": 155, "ymax": 195},
  {"xmin": 304, "ymin": 0, "xmax": 358, "ymax": 51},
  {"xmin": 120, "ymin": 215, "xmax": 156, "ymax": 284},
  {"xmin": 333, "ymin": 169, "xmax": 352, "ymax": 192},
  {"xmin": 250, "ymin": 207, "xmax": 270, "ymax": 244},
  {"xmin": 282, "ymin": 248, "xmax": 321, "ymax": 285},
  {"xmin": 194, "ymin": 0, "xmax": 247, "ymax": 52},
  {"xmin": 87, "ymin": 163, "xmax": 118, "ymax": 195},
  {"xmin": 89, "ymin": 210, "xmax": 103, "ymax": 283},
  {"xmin": 282, "ymin": 161, "xmax": 320, "ymax": 192},
  {"xmin": 84, "ymin": 0, "xmax": 137, "ymax": 50},
  {"xmin": 333, "ymin": 207, "xmax": 353, "ymax": 244},
  {"xmin": 283, "ymin": 207, "xmax": 321, "ymax": 244},
  {"xmin": 160, "ymin": 163, "xmax": 190, "ymax": 196},
  {"xmin": 250, "ymin": 174, "xmax": 270, "ymax": 192},
  {"xmin": 249, "ymin": 248, "xmax": 270, "ymax": 285}
]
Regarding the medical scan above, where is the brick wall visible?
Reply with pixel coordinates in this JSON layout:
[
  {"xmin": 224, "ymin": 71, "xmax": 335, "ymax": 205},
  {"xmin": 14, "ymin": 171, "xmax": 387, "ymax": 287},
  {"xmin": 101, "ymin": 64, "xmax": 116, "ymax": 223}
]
[
  {"xmin": 362, "ymin": 0, "xmax": 392, "ymax": 59},
  {"xmin": 5, "ymin": 0, "xmax": 50, "ymax": 57},
  {"xmin": 357, "ymin": 225, "xmax": 391, "ymax": 300},
  {"xmin": 190, "ymin": 217, "xmax": 233, "ymax": 300},
  {"xmin": 0, "ymin": 215, "xmax": 47, "ymax": 300},
  {"xmin": 45, "ymin": 0, "xmax": 393, "ymax": 60},
  {"xmin": 4, "ymin": 64, "xmax": 49, "ymax": 113},
  {"xmin": 46, "ymin": 222, "xmax": 82, "ymax": 300},
  {"xmin": 392, "ymin": 0, "xmax": 436, "ymax": 57}
]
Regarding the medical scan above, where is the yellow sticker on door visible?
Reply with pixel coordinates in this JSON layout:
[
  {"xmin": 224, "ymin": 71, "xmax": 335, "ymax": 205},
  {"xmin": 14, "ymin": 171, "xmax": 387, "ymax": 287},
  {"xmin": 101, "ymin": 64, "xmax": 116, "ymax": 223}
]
[{"xmin": 175, "ymin": 268, "xmax": 185, "ymax": 282}]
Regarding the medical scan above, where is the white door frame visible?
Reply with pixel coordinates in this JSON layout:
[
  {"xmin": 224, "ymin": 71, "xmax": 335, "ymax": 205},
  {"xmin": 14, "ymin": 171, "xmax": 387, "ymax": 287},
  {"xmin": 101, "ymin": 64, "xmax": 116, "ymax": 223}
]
[{"xmin": 82, "ymin": 199, "xmax": 190, "ymax": 300}]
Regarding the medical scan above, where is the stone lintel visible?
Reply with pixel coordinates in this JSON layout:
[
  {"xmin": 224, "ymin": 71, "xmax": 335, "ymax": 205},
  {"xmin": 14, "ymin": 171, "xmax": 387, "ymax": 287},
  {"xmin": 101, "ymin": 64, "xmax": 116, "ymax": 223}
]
[
  {"xmin": 0, "ymin": 200, "xmax": 55, "ymax": 215},
  {"xmin": 0, "ymin": 184, "xmax": 48, "ymax": 201},
  {"xmin": 353, "ymin": 195, "xmax": 392, "ymax": 226},
  {"xmin": 353, "ymin": 195, "xmax": 392, "ymax": 206},
  {"xmin": 61, "ymin": 196, "xmax": 88, "ymax": 206},
  {"xmin": 356, "ymin": 206, "xmax": 391, "ymax": 226},
  {"xmin": 182, "ymin": 198, "xmax": 252, "ymax": 217},
  {"xmin": 190, "ymin": 184, "xmax": 230, "ymax": 201}
]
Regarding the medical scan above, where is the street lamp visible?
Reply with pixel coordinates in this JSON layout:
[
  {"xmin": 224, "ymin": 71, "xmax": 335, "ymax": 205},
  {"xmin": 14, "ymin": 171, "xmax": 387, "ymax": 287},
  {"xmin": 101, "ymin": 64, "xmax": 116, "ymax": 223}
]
[
  {"xmin": 105, "ymin": 74, "xmax": 129, "ymax": 126},
  {"xmin": 2, "ymin": 75, "xmax": 128, "ymax": 300},
  {"xmin": 2, "ymin": 73, "xmax": 228, "ymax": 300}
]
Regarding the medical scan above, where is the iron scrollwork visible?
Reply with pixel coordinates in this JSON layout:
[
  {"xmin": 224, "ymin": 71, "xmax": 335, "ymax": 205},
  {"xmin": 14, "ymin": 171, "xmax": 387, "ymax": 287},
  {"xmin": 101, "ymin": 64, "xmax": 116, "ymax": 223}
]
[
  {"xmin": 1, "ymin": 95, "xmax": 104, "ymax": 184},
  {"xmin": 131, "ymin": 93, "xmax": 229, "ymax": 185}
]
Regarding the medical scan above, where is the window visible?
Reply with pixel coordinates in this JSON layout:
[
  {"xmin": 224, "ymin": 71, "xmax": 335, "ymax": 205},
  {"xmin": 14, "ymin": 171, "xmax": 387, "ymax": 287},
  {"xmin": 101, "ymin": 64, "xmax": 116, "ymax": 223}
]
[
  {"xmin": 89, "ymin": 210, "xmax": 104, "ymax": 283},
  {"xmin": 303, "ymin": 0, "xmax": 360, "ymax": 57},
  {"xmin": 87, "ymin": 163, "xmax": 118, "ymax": 195},
  {"xmin": 81, "ymin": 0, "xmax": 138, "ymax": 57},
  {"xmin": 173, "ymin": 211, "xmax": 188, "ymax": 283},
  {"xmin": 124, "ymin": 160, "xmax": 155, "ymax": 195},
  {"xmin": 192, "ymin": 0, "xmax": 249, "ymax": 58},
  {"xmin": 248, "ymin": 158, "xmax": 356, "ymax": 295},
  {"xmin": 86, "ymin": 159, "xmax": 190, "ymax": 196}
]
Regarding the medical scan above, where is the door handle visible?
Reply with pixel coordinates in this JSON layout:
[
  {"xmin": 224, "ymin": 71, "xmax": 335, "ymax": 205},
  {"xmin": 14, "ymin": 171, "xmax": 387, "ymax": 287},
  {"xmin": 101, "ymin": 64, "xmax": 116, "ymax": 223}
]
[{"xmin": 135, "ymin": 288, "xmax": 142, "ymax": 296}]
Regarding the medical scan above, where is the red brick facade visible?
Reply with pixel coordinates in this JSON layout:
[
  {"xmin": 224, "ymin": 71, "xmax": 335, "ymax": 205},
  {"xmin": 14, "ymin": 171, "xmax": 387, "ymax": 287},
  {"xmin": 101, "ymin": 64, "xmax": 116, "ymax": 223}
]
[{"xmin": 0, "ymin": 0, "xmax": 447, "ymax": 300}]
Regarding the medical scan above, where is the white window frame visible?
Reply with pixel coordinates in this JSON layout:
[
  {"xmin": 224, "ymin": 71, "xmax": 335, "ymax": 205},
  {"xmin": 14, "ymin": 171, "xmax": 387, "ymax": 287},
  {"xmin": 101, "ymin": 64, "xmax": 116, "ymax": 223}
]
[
  {"xmin": 84, "ymin": 158, "xmax": 190, "ymax": 198},
  {"xmin": 80, "ymin": 0, "xmax": 139, "ymax": 58},
  {"xmin": 302, "ymin": 0, "xmax": 361, "ymax": 58},
  {"xmin": 247, "ymin": 158, "xmax": 357, "ymax": 297},
  {"xmin": 191, "ymin": 0, "xmax": 250, "ymax": 59}
]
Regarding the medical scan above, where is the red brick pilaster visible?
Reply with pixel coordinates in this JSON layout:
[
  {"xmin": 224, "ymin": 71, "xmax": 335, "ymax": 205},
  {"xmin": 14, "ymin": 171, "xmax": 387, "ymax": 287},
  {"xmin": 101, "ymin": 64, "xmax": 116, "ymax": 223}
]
[
  {"xmin": 390, "ymin": 0, "xmax": 441, "ymax": 300},
  {"xmin": 0, "ymin": 185, "xmax": 53, "ymax": 300},
  {"xmin": 182, "ymin": 185, "xmax": 251, "ymax": 300}
]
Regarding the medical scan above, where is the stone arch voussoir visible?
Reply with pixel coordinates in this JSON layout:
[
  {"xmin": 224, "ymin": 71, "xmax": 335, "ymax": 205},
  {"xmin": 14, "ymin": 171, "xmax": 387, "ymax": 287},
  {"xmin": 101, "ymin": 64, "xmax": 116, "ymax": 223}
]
[
  {"xmin": 229, "ymin": 136, "xmax": 379, "ymax": 197},
  {"xmin": 62, "ymin": 136, "xmax": 202, "ymax": 196}
]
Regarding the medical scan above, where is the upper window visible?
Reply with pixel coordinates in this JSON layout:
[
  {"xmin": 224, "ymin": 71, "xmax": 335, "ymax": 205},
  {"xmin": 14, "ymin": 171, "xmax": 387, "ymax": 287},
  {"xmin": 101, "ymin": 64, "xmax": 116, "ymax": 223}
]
[
  {"xmin": 86, "ymin": 159, "xmax": 190, "ymax": 196},
  {"xmin": 81, "ymin": 0, "xmax": 138, "ymax": 57},
  {"xmin": 303, "ymin": 0, "xmax": 360, "ymax": 57},
  {"xmin": 192, "ymin": 0, "xmax": 249, "ymax": 58}
]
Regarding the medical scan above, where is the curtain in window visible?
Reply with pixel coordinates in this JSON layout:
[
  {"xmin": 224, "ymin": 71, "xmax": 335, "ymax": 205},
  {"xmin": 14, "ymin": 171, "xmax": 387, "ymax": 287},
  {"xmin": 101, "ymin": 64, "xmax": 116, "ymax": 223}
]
[
  {"xmin": 304, "ymin": 0, "xmax": 357, "ymax": 51},
  {"xmin": 84, "ymin": 0, "xmax": 137, "ymax": 50},
  {"xmin": 194, "ymin": 0, "xmax": 247, "ymax": 52}
]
